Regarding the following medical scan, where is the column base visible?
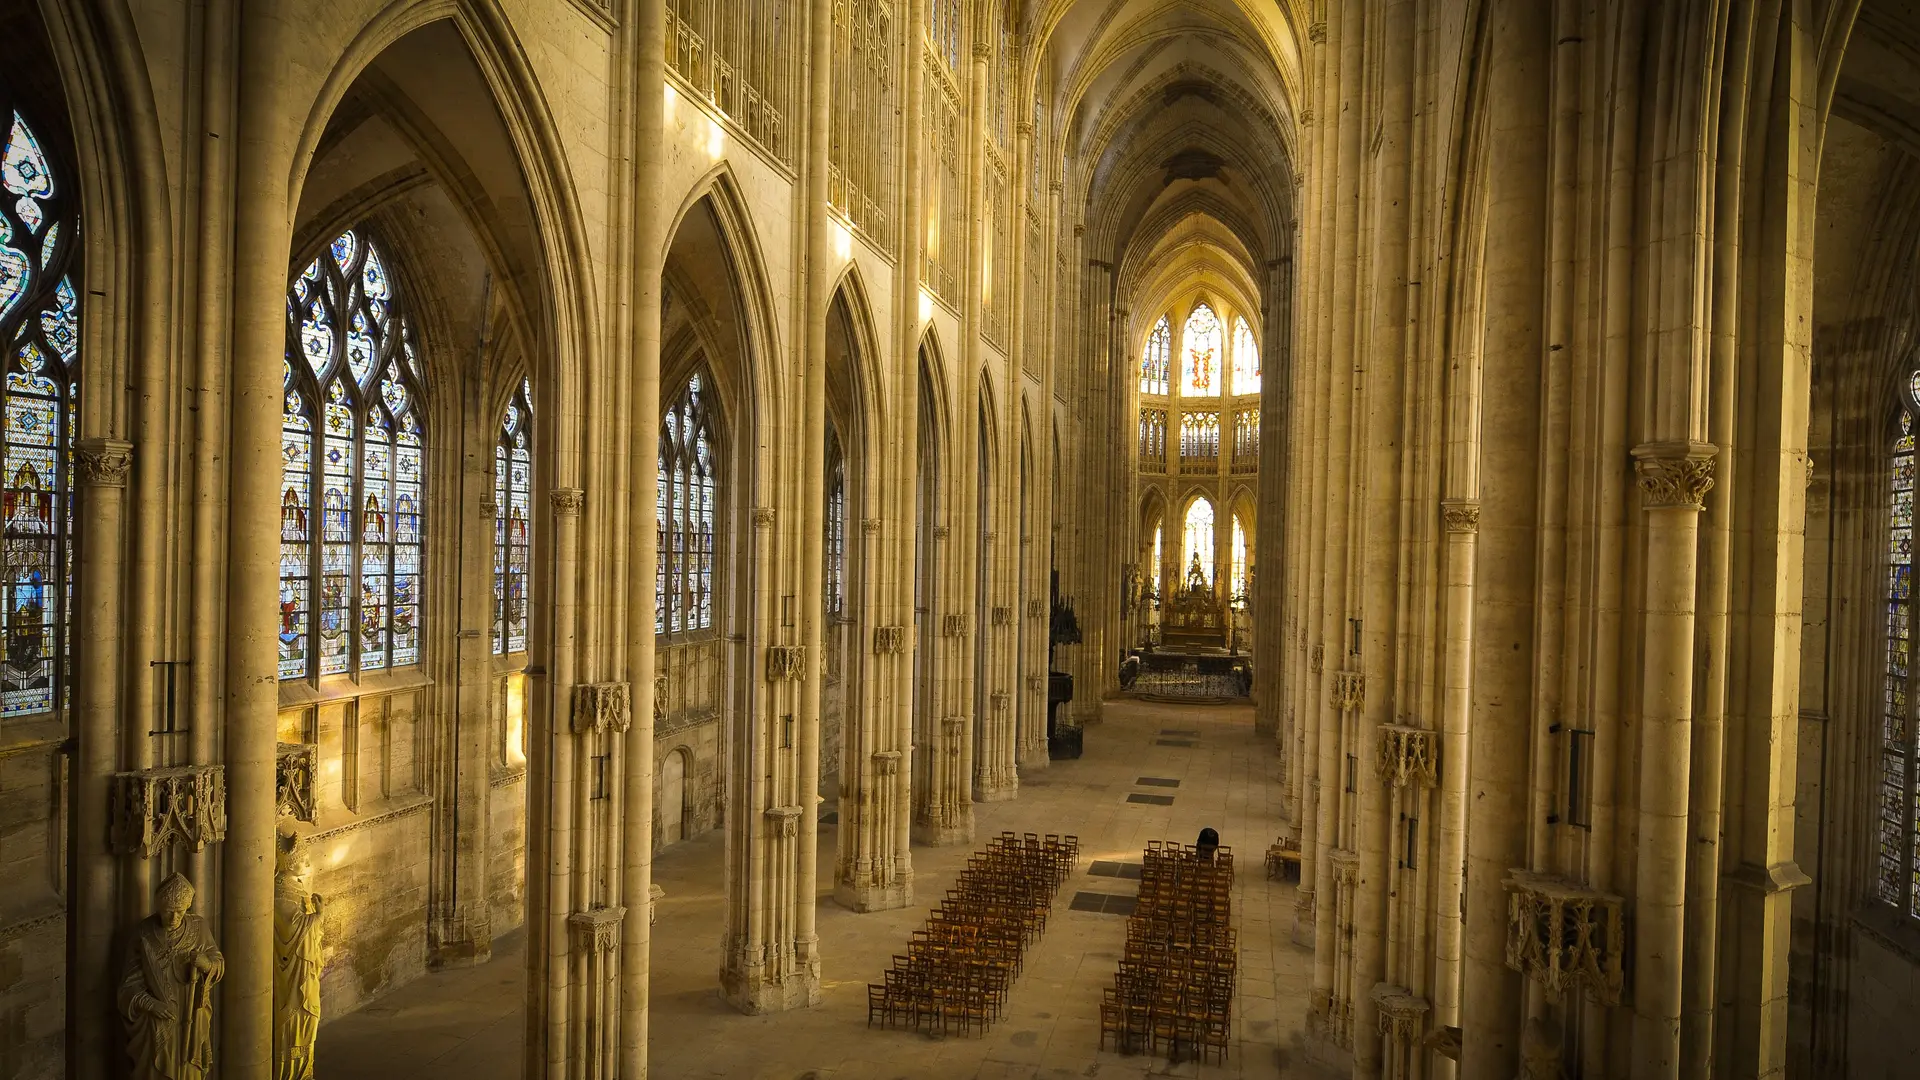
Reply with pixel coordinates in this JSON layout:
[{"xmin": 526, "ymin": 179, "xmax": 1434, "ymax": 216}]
[
  {"xmin": 1304, "ymin": 990, "xmax": 1354, "ymax": 1071},
  {"xmin": 1291, "ymin": 889, "xmax": 1316, "ymax": 947},
  {"xmin": 721, "ymin": 964, "xmax": 820, "ymax": 1015},
  {"xmin": 974, "ymin": 778, "xmax": 1019, "ymax": 803},
  {"xmin": 1018, "ymin": 746, "xmax": 1051, "ymax": 771},
  {"xmin": 428, "ymin": 911, "xmax": 493, "ymax": 968},
  {"xmin": 834, "ymin": 877, "xmax": 914, "ymax": 913},
  {"xmin": 913, "ymin": 806, "xmax": 975, "ymax": 846}
]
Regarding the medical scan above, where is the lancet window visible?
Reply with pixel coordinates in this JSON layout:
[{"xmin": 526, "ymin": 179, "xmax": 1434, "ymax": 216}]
[
  {"xmin": 279, "ymin": 228, "xmax": 427, "ymax": 681},
  {"xmin": 0, "ymin": 106, "xmax": 77, "ymax": 717},
  {"xmin": 1140, "ymin": 317, "xmax": 1171, "ymax": 395},
  {"xmin": 1230, "ymin": 514, "xmax": 1249, "ymax": 607},
  {"xmin": 1183, "ymin": 498, "xmax": 1215, "ymax": 586},
  {"xmin": 929, "ymin": 0, "xmax": 962, "ymax": 72},
  {"xmin": 657, "ymin": 371, "xmax": 718, "ymax": 635},
  {"xmin": 1182, "ymin": 303, "xmax": 1221, "ymax": 397},
  {"xmin": 1882, "ymin": 391, "xmax": 1920, "ymax": 919},
  {"xmin": 1233, "ymin": 410, "xmax": 1259, "ymax": 470},
  {"xmin": 826, "ymin": 423, "xmax": 846, "ymax": 619},
  {"xmin": 1150, "ymin": 524, "xmax": 1163, "ymax": 598},
  {"xmin": 1231, "ymin": 316, "xmax": 1260, "ymax": 395},
  {"xmin": 494, "ymin": 379, "xmax": 533, "ymax": 656}
]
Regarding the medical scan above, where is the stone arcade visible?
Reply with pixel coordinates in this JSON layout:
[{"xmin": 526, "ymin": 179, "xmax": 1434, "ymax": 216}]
[{"xmin": 2, "ymin": 1, "xmax": 1919, "ymax": 1078}]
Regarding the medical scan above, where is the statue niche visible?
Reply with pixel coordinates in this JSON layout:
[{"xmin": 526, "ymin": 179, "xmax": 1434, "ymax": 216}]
[
  {"xmin": 274, "ymin": 830, "xmax": 325, "ymax": 1080},
  {"xmin": 120, "ymin": 872, "xmax": 225, "ymax": 1080}
]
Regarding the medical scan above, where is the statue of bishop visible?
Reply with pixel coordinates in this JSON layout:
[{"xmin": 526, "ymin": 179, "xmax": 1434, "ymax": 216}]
[
  {"xmin": 119, "ymin": 872, "xmax": 224, "ymax": 1080},
  {"xmin": 273, "ymin": 830, "xmax": 325, "ymax": 1080}
]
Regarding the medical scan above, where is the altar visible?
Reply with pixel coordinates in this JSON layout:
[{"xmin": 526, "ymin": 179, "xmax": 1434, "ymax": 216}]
[{"xmin": 1160, "ymin": 555, "xmax": 1228, "ymax": 653}]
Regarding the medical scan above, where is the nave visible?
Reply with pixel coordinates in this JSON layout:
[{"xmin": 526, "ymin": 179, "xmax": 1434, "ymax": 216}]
[{"xmin": 317, "ymin": 701, "xmax": 1316, "ymax": 1080}]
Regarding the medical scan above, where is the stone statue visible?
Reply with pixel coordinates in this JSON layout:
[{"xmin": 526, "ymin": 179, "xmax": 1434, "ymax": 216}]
[
  {"xmin": 119, "ymin": 872, "xmax": 224, "ymax": 1080},
  {"xmin": 273, "ymin": 830, "xmax": 325, "ymax": 1080}
]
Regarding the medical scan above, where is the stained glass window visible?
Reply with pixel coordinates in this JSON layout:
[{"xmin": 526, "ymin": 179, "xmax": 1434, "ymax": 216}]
[
  {"xmin": 1181, "ymin": 304, "xmax": 1221, "ymax": 397},
  {"xmin": 279, "ymin": 228, "xmax": 426, "ymax": 681},
  {"xmin": 1151, "ymin": 524, "xmax": 1163, "ymax": 598},
  {"xmin": 1140, "ymin": 316, "xmax": 1171, "ymax": 395},
  {"xmin": 0, "ymin": 106, "xmax": 77, "ymax": 718},
  {"xmin": 494, "ymin": 379, "xmax": 533, "ymax": 655},
  {"xmin": 657, "ymin": 370, "xmax": 717, "ymax": 635},
  {"xmin": 1183, "ymin": 497, "xmax": 1215, "ymax": 586},
  {"xmin": 1230, "ymin": 514, "xmax": 1250, "ymax": 607},
  {"xmin": 929, "ymin": 0, "xmax": 963, "ymax": 71},
  {"xmin": 1231, "ymin": 316, "xmax": 1260, "ymax": 395},
  {"xmin": 1884, "ymin": 401, "xmax": 1920, "ymax": 917},
  {"xmin": 826, "ymin": 422, "xmax": 846, "ymax": 618}
]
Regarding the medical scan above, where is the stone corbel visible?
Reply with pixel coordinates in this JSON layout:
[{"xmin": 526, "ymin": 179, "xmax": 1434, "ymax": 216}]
[
  {"xmin": 571, "ymin": 681, "xmax": 632, "ymax": 734},
  {"xmin": 567, "ymin": 905, "xmax": 625, "ymax": 953},
  {"xmin": 990, "ymin": 690, "xmax": 1010, "ymax": 715},
  {"xmin": 1632, "ymin": 440, "xmax": 1717, "ymax": 511},
  {"xmin": 1330, "ymin": 670, "xmax": 1365, "ymax": 712},
  {"xmin": 1440, "ymin": 499, "xmax": 1480, "ymax": 534},
  {"xmin": 942, "ymin": 716, "xmax": 968, "ymax": 747},
  {"xmin": 766, "ymin": 646, "xmax": 807, "ymax": 681},
  {"xmin": 764, "ymin": 806, "xmax": 802, "ymax": 838},
  {"xmin": 1502, "ymin": 869, "xmax": 1627, "ymax": 1006},
  {"xmin": 1329, "ymin": 847, "xmax": 1358, "ymax": 888},
  {"xmin": 110, "ymin": 765, "xmax": 228, "ymax": 858},
  {"xmin": 75, "ymin": 438, "xmax": 134, "ymax": 487},
  {"xmin": 992, "ymin": 606, "xmax": 1013, "ymax": 627},
  {"xmin": 275, "ymin": 742, "xmax": 318, "ymax": 823},
  {"xmin": 550, "ymin": 487, "xmax": 584, "ymax": 515},
  {"xmin": 872, "ymin": 625, "xmax": 906, "ymax": 655},
  {"xmin": 1374, "ymin": 725, "xmax": 1437, "ymax": 789},
  {"xmin": 943, "ymin": 613, "xmax": 970, "ymax": 638},
  {"xmin": 1369, "ymin": 982, "xmax": 1429, "ymax": 1044},
  {"xmin": 872, "ymin": 750, "xmax": 901, "ymax": 776}
]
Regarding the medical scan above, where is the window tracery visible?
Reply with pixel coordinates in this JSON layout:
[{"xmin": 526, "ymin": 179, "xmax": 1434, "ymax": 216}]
[
  {"xmin": 280, "ymin": 228, "xmax": 426, "ymax": 682},
  {"xmin": 1182, "ymin": 303, "xmax": 1221, "ymax": 397},
  {"xmin": 494, "ymin": 379, "xmax": 533, "ymax": 656},
  {"xmin": 665, "ymin": 0, "xmax": 795, "ymax": 161},
  {"xmin": 1179, "ymin": 411, "xmax": 1220, "ymax": 465},
  {"xmin": 657, "ymin": 371, "xmax": 718, "ymax": 635},
  {"xmin": 1183, "ymin": 498, "xmax": 1215, "ymax": 587},
  {"xmin": 1233, "ymin": 410, "xmax": 1259, "ymax": 471},
  {"xmin": 1141, "ymin": 316, "xmax": 1170, "ymax": 395},
  {"xmin": 1231, "ymin": 315, "xmax": 1260, "ymax": 395},
  {"xmin": 829, "ymin": 0, "xmax": 895, "ymax": 247},
  {"xmin": 1138, "ymin": 408, "xmax": 1166, "ymax": 466},
  {"xmin": 0, "ymin": 106, "xmax": 77, "ymax": 717}
]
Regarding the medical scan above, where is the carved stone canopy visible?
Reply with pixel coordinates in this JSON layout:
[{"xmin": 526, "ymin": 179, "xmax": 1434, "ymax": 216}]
[
  {"xmin": 1632, "ymin": 440, "xmax": 1717, "ymax": 511},
  {"xmin": 276, "ymin": 742, "xmax": 319, "ymax": 823},
  {"xmin": 872, "ymin": 625, "xmax": 906, "ymax": 655},
  {"xmin": 992, "ymin": 606, "xmax": 1013, "ymax": 626},
  {"xmin": 766, "ymin": 645, "xmax": 807, "ymax": 681},
  {"xmin": 1375, "ymin": 725, "xmax": 1438, "ymax": 789},
  {"xmin": 566, "ymin": 905, "xmax": 625, "ymax": 953},
  {"xmin": 871, "ymin": 750, "xmax": 902, "ymax": 776},
  {"xmin": 571, "ymin": 681, "xmax": 632, "ymax": 734},
  {"xmin": 1370, "ymin": 983, "xmax": 1430, "ymax": 1040},
  {"xmin": 111, "ymin": 764, "xmax": 228, "ymax": 858},
  {"xmin": 1503, "ymin": 869, "xmax": 1627, "ymax": 1006},
  {"xmin": 1330, "ymin": 670, "xmax": 1365, "ymax": 712},
  {"xmin": 1027, "ymin": 599, "xmax": 1046, "ymax": 619},
  {"xmin": 764, "ymin": 805, "xmax": 802, "ymax": 839},
  {"xmin": 943, "ymin": 613, "xmax": 970, "ymax": 638}
]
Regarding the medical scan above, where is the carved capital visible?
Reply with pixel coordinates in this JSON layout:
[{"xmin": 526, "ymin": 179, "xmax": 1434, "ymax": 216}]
[
  {"xmin": 566, "ymin": 905, "xmax": 625, "ymax": 953},
  {"xmin": 1330, "ymin": 670, "xmax": 1365, "ymax": 712},
  {"xmin": 110, "ymin": 765, "xmax": 228, "ymax": 858},
  {"xmin": 752, "ymin": 506, "xmax": 776, "ymax": 528},
  {"xmin": 1027, "ymin": 599, "xmax": 1046, "ymax": 619},
  {"xmin": 990, "ymin": 689, "xmax": 1010, "ymax": 715},
  {"xmin": 1370, "ymin": 983, "xmax": 1430, "ymax": 1043},
  {"xmin": 764, "ymin": 805, "xmax": 802, "ymax": 838},
  {"xmin": 550, "ymin": 487, "xmax": 585, "ymax": 515},
  {"xmin": 943, "ymin": 613, "xmax": 970, "ymax": 638},
  {"xmin": 75, "ymin": 438, "xmax": 134, "ymax": 488},
  {"xmin": 872, "ymin": 625, "xmax": 906, "ymax": 655},
  {"xmin": 1632, "ymin": 441, "xmax": 1717, "ymax": 511},
  {"xmin": 1441, "ymin": 500, "xmax": 1480, "ymax": 533},
  {"xmin": 1309, "ymin": 644, "xmax": 1324, "ymax": 674},
  {"xmin": 1503, "ymin": 870, "xmax": 1627, "ymax": 1006},
  {"xmin": 276, "ymin": 742, "xmax": 318, "ymax": 823},
  {"xmin": 1027, "ymin": 674, "xmax": 1045, "ymax": 694},
  {"xmin": 766, "ymin": 645, "xmax": 807, "ymax": 681},
  {"xmin": 479, "ymin": 495, "xmax": 500, "ymax": 520},
  {"xmin": 1375, "ymin": 725, "xmax": 1438, "ymax": 789},
  {"xmin": 942, "ymin": 715, "xmax": 968, "ymax": 744},
  {"xmin": 861, "ymin": 517, "xmax": 882, "ymax": 535},
  {"xmin": 1299, "ymin": 110, "xmax": 1315, "ymax": 128},
  {"xmin": 1308, "ymin": 20, "xmax": 1328, "ymax": 43},
  {"xmin": 871, "ymin": 750, "xmax": 902, "ymax": 776},
  {"xmin": 972, "ymin": 41, "xmax": 992, "ymax": 60},
  {"xmin": 933, "ymin": 525, "xmax": 950, "ymax": 540},
  {"xmin": 571, "ymin": 681, "xmax": 632, "ymax": 734},
  {"xmin": 992, "ymin": 605, "xmax": 1013, "ymax": 627},
  {"xmin": 1329, "ymin": 847, "xmax": 1358, "ymax": 887}
]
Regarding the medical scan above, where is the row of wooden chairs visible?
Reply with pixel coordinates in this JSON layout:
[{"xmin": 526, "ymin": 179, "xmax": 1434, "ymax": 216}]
[
  {"xmin": 867, "ymin": 833, "xmax": 1078, "ymax": 1036},
  {"xmin": 1099, "ymin": 841, "xmax": 1237, "ymax": 1064}
]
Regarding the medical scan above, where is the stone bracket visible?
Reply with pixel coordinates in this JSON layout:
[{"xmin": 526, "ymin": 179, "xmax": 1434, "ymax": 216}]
[
  {"xmin": 1370, "ymin": 982, "xmax": 1429, "ymax": 1041},
  {"xmin": 110, "ymin": 764, "xmax": 227, "ymax": 858},
  {"xmin": 872, "ymin": 625, "xmax": 906, "ymax": 655},
  {"xmin": 872, "ymin": 750, "xmax": 902, "ymax": 775},
  {"xmin": 1375, "ymin": 725, "xmax": 1437, "ymax": 789},
  {"xmin": 990, "ymin": 690, "xmax": 1010, "ymax": 715},
  {"xmin": 766, "ymin": 645, "xmax": 808, "ymax": 681},
  {"xmin": 567, "ymin": 904, "xmax": 625, "ymax": 952},
  {"xmin": 942, "ymin": 613, "xmax": 970, "ymax": 638},
  {"xmin": 1026, "ymin": 599, "xmax": 1046, "ymax": 619},
  {"xmin": 276, "ymin": 742, "xmax": 318, "ymax": 823},
  {"xmin": 764, "ymin": 805, "xmax": 802, "ymax": 838},
  {"xmin": 1503, "ymin": 869, "xmax": 1626, "ymax": 1006},
  {"xmin": 992, "ymin": 606, "xmax": 1013, "ymax": 626},
  {"xmin": 1330, "ymin": 670, "xmax": 1365, "ymax": 712},
  {"xmin": 571, "ymin": 681, "xmax": 632, "ymax": 734}
]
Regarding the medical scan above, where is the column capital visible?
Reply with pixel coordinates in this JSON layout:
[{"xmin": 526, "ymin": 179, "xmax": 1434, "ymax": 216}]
[
  {"xmin": 570, "ymin": 681, "xmax": 632, "ymax": 733},
  {"xmin": 1631, "ymin": 440, "xmax": 1716, "ymax": 510},
  {"xmin": 550, "ymin": 487, "xmax": 585, "ymax": 515},
  {"xmin": 75, "ymin": 437, "xmax": 134, "ymax": 487},
  {"xmin": 1440, "ymin": 499, "xmax": 1480, "ymax": 533},
  {"xmin": 752, "ymin": 506, "xmax": 776, "ymax": 528}
]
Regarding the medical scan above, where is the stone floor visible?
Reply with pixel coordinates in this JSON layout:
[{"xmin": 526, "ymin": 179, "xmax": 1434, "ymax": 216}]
[{"xmin": 318, "ymin": 699, "xmax": 1324, "ymax": 1078}]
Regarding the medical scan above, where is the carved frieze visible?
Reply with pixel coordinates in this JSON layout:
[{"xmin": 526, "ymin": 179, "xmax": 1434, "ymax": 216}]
[
  {"xmin": 872, "ymin": 625, "xmax": 906, "ymax": 655},
  {"xmin": 1330, "ymin": 670, "xmax": 1365, "ymax": 712},
  {"xmin": 571, "ymin": 681, "xmax": 632, "ymax": 734},
  {"xmin": 1440, "ymin": 500, "xmax": 1480, "ymax": 533},
  {"xmin": 1632, "ymin": 442, "xmax": 1717, "ymax": 511},
  {"xmin": 1375, "ymin": 725, "xmax": 1438, "ymax": 789},
  {"xmin": 1503, "ymin": 869, "xmax": 1627, "ymax": 1006},
  {"xmin": 764, "ymin": 806, "xmax": 802, "ymax": 838},
  {"xmin": 275, "ymin": 742, "xmax": 318, "ymax": 823},
  {"xmin": 766, "ymin": 645, "xmax": 807, "ymax": 681},
  {"xmin": 111, "ymin": 765, "xmax": 228, "ymax": 858},
  {"xmin": 567, "ymin": 905, "xmax": 624, "ymax": 953},
  {"xmin": 943, "ymin": 613, "xmax": 970, "ymax": 638},
  {"xmin": 550, "ymin": 487, "xmax": 584, "ymax": 515}
]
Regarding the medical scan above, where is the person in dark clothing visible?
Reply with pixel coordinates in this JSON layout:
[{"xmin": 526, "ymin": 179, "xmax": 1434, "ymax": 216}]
[{"xmin": 1196, "ymin": 827, "xmax": 1220, "ymax": 862}]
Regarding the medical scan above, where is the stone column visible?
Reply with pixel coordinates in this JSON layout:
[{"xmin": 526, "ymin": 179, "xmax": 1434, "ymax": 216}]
[
  {"xmin": 1433, "ymin": 499, "xmax": 1479, "ymax": 1078},
  {"xmin": 541, "ymin": 486, "xmax": 584, "ymax": 1078},
  {"xmin": 435, "ymin": 446, "xmax": 497, "ymax": 966},
  {"xmin": 889, "ymin": 0, "xmax": 927, "ymax": 885},
  {"xmin": 69, "ymin": 439, "xmax": 133, "ymax": 1080},
  {"xmin": 619, "ymin": 4, "xmax": 666, "ymax": 1074},
  {"xmin": 1629, "ymin": 441, "xmax": 1714, "ymax": 1078}
]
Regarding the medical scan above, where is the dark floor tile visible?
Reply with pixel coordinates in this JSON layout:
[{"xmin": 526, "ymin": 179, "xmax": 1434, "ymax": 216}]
[
  {"xmin": 1136, "ymin": 777, "xmax": 1181, "ymax": 787},
  {"xmin": 1155, "ymin": 739, "xmax": 1198, "ymax": 748},
  {"xmin": 1126, "ymin": 793, "xmax": 1175, "ymax": 806}
]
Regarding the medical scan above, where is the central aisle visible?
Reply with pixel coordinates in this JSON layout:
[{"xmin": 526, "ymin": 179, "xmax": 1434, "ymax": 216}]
[{"xmin": 318, "ymin": 700, "xmax": 1319, "ymax": 1078}]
